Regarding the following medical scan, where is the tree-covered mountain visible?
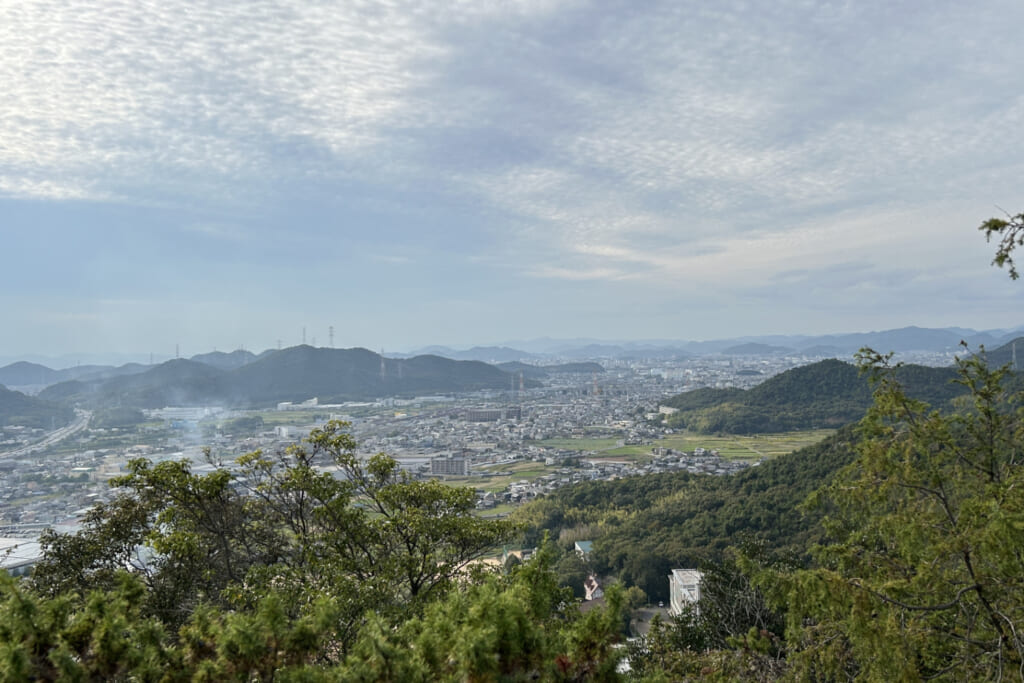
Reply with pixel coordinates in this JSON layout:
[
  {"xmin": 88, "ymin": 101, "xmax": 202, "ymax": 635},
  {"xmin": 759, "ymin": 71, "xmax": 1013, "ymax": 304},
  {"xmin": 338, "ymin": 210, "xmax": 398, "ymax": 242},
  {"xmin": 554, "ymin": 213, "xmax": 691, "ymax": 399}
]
[
  {"xmin": 408, "ymin": 345, "xmax": 538, "ymax": 362},
  {"xmin": 0, "ymin": 362, "xmax": 63, "ymax": 386},
  {"xmin": 38, "ymin": 346, "xmax": 534, "ymax": 409},
  {"xmin": 189, "ymin": 349, "xmax": 258, "ymax": 370},
  {"xmin": 983, "ymin": 335, "xmax": 1024, "ymax": 368},
  {"xmin": 0, "ymin": 384, "xmax": 74, "ymax": 429},
  {"xmin": 661, "ymin": 358, "xmax": 963, "ymax": 434}
]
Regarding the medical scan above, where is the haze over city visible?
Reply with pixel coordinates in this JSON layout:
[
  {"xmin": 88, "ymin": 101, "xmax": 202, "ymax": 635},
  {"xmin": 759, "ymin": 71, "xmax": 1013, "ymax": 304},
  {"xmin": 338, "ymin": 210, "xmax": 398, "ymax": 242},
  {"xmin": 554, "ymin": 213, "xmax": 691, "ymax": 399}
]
[{"xmin": 3, "ymin": 1, "xmax": 1023, "ymax": 359}]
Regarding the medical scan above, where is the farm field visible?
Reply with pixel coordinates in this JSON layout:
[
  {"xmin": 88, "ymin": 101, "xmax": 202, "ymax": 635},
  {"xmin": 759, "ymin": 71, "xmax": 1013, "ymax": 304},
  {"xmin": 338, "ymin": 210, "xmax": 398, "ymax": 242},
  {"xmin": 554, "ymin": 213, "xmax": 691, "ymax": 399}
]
[
  {"xmin": 530, "ymin": 429, "xmax": 835, "ymax": 462},
  {"xmin": 657, "ymin": 429, "xmax": 836, "ymax": 460},
  {"xmin": 446, "ymin": 460, "xmax": 555, "ymax": 493}
]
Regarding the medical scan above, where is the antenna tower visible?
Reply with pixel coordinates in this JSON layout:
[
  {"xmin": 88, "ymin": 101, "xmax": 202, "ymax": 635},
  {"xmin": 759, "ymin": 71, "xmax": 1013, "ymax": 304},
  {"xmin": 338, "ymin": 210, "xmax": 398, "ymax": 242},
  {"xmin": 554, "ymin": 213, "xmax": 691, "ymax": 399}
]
[
  {"xmin": 380, "ymin": 348, "xmax": 386, "ymax": 379},
  {"xmin": 328, "ymin": 326, "xmax": 334, "ymax": 348},
  {"xmin": 302, "ymin": 327, "xmax": 306, "ymax": 345}
]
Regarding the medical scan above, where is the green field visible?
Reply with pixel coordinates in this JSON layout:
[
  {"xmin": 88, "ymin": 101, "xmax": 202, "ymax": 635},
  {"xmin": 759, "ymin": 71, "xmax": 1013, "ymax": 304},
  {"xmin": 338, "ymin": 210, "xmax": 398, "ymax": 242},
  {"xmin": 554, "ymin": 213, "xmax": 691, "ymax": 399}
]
[
  {"xmin": 527, "ymin": 437, "xmax": 621, "ymax": 451},
  {"xmin": 529, "ymin": 429, "xmax": 835, "ymax": 462},
  {"xmin": 657, "ymin": 429, "xmax": 836, "ymax": 461},
  {"xmin": 446, "ymin": 461, "xmax": 556, "ymax": 493}
]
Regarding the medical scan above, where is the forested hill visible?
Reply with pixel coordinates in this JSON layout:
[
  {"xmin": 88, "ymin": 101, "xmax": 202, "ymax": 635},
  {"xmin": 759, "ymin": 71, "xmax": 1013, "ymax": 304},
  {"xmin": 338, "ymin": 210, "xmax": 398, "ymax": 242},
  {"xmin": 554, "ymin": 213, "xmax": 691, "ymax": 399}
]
[
  {"xmin": 0, "ymin": 384, "xmax": 74, "ymax": 429},
  {"xmin": 984, "ymin": 335, "xmax": 1024, "ymax": 367},
  {"xmin": 516, "ymin": 426, "xmax": 859, "ymax": 602},
  {"xmin": 38, "ymin": 346, "xmax": 532, "ymax": 409},
  {"xmin": 661, "ymin": 358, "xmax": 963, "ymax": 434}
]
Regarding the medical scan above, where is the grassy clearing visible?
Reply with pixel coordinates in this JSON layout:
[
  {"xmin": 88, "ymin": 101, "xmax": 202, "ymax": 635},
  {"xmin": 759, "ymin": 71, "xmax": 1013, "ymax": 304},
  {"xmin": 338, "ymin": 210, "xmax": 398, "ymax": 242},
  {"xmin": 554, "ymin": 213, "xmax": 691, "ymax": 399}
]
[
  {"xmin": 658, "ymin": 429, "xmax": 836, "ymax": 461},
  {"xmin": 447, "ymin": 461, "xmax": 556, "ymax": 493},
  {"xmin": 529, "ymin": 429, "xmax": 835, "ymax": 462},
  {"xmin": 249, "ymin": 410, "xmax": 331, "ymax": 427},
  {"xmin": 477, "ymin": 503, "xmax": 518, "ymax": 518}
]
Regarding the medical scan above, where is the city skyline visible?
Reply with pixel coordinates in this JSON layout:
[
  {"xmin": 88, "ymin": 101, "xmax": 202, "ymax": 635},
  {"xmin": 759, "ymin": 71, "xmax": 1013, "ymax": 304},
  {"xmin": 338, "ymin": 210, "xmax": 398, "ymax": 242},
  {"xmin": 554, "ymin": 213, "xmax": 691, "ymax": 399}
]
[{"xmin": 3, "ymin": 1, "xmax": 1024, "ymax": 357}]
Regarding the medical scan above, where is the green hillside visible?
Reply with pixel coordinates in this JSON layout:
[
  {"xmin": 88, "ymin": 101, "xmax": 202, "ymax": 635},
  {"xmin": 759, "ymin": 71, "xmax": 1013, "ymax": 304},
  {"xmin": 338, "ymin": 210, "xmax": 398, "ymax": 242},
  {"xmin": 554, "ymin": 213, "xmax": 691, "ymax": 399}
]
[
  {"xmin": 0, "ymin": 384, "xmax": 74, "ymax": 429},
  {"xmin": 516, "ymin": 426, "xmax": 858, "ymax": 601},
  {"xmin": 662, "ymin": 358, "xmax": 962, "ymax": 433},
  {"xmin": 38, "ymin": 346, "xmax": 532, "ymax": 409}
]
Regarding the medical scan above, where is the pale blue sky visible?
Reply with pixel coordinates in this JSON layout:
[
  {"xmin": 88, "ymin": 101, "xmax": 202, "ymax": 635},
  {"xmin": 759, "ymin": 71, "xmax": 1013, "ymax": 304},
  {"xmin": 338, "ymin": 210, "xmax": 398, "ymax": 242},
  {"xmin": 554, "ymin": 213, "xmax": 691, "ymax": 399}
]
[{"xmin": 2, "ymin": 0, "xmax": 1023, "ymax": 359}]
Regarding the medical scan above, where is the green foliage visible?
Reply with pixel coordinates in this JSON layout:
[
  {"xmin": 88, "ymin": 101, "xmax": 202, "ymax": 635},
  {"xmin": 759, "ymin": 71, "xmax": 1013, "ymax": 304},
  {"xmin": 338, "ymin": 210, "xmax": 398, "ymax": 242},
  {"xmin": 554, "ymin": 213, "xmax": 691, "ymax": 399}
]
[
  {"xmin": 628, "ymin": 614, "xmax": 787, "ymax": 682},
  {"xmin": 0, "ymin": 571, "xmax": 173, "ymax": 681},
  {"xmin": 31, "ymin": 420, "xmax": 515, "ymax": 655},
  {"xmin": 342, "ymin": 543, "xmax": 625, "ymax": 682},
  {"xmin": 220, "ymin": 415, "xmax": 264, "ymax": 434},
  {"xmin": 90, "ymin": 406, "xmax": 146, "ymax": 429},
  {"xmin": 518, "ymin": 428, "xmax": 858, "ymax": 602},
  {"xmin": 662, "ymin": 359, "xmax": 964, "ymax": 435},
  {"xmin": 750, "ymin": 350, "xmax": 1024, "ymax": 680},
  {"xmin": 980, "ymin": 211, "xmax": 1024, "ymax": 279},
  {"xmin": 2, "ymin": 539, "xmax": 623, "ymax": 681}
]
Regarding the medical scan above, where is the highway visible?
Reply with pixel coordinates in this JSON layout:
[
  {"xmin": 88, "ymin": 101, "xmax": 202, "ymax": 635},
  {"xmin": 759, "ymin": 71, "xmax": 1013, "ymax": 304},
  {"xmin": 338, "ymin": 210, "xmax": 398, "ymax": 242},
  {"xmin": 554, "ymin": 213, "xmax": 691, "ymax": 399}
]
[{"xmin": 0, "ymin": 410, "xmax": 92, "ymax": 458}]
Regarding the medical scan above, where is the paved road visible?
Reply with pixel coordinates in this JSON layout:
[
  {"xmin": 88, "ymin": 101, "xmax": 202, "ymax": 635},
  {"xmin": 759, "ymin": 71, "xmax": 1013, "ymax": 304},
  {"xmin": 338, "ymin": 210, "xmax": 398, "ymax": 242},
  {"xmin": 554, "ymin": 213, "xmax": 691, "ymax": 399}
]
[{"xmin": 0, "ymin": 410, "xmax": 92, "ymax": 458}]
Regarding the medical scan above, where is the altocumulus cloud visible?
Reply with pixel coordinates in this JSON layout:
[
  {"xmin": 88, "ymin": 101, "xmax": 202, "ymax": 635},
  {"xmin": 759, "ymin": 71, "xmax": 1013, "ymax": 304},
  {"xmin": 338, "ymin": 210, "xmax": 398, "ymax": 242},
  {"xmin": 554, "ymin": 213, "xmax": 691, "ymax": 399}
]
[{"xmin": 2, "ymin": 0, "xmax": 1024, "ymax": 345}]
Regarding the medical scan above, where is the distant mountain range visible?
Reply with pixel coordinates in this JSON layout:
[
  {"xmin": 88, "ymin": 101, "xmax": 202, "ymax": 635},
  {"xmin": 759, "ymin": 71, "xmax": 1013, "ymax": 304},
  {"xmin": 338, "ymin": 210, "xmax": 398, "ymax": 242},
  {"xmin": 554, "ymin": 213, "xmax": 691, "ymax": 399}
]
[
  {"xmin": 0, "ymin": 361, "xmax": 151, "ymax": 389},
  {"xmin": 495, "ymin": 361, "xmax": 606, "ymax": 380},
  {"xmin": 402, "ymin": 326, "xmax": 1023, "ymax": 362},
  {"xmin": 3, "ymin": 326, "xmax": 1023, "ymax": 399},
  {"xmin": 35, "ymin": 346, "xmax": 537, "ymax": 409},
  {"xmin": 402, "ymin": 346, "xmax": 540, "ymax": 363}
]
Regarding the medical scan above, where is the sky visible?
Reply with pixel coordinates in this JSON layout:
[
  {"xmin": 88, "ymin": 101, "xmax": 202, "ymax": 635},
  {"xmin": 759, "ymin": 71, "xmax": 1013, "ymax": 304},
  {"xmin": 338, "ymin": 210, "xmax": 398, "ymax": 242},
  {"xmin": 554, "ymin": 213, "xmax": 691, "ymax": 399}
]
[{"xmin": 2, "ymin": 0, "xmax": 1024, "ymax": 362}]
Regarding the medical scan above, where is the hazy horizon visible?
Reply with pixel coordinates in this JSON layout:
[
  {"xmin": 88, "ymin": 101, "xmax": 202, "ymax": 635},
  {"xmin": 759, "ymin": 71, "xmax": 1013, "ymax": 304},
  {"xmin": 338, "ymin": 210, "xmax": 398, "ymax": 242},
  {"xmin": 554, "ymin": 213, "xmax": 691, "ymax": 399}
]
[
  {"xmin": 3, "ymin": 321, "xmax": 1023, "ymax": 370},
  {"xmin": 4, "ymin": 1, "xmax": 1023, "ymax": 358}
]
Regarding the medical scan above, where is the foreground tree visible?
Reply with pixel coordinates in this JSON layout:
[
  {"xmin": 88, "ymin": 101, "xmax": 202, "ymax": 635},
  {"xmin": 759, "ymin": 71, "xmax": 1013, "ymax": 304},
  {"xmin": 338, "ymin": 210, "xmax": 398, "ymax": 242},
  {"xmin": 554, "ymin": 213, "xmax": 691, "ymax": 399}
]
[
  {"xmin": 0, "ymin": 540, "xmax": 625, "ymax": 681},
  {"xmin": 29, "ymin": 420, "xmax": 516, "ymax": 654},
  {"xmin": 980, "ymin": 210, "xmax": 1024, "ymax": 279},
  {"xmin": 750, "ymin": 349, "xmax": 1024, "ymax": 680}
]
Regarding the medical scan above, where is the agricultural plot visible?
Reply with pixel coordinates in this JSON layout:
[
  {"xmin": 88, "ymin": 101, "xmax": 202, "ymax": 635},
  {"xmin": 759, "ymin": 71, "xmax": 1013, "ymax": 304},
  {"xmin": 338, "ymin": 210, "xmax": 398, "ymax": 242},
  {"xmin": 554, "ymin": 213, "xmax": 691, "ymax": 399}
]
[
  {"xmin": 530, "ymin": 429, "xmax": 835, "ymax": 462},
  {"xmin": 658, "ymin": 429, "xmax": 836, "ymax": 461}
]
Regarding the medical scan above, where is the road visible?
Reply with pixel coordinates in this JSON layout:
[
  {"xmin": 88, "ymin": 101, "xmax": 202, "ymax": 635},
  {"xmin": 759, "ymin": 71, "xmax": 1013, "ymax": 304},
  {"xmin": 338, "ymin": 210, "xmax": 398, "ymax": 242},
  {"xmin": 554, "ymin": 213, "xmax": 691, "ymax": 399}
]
[{"xmin": 0, "ymin": 410, "xmax": 92, "ymax": 458}]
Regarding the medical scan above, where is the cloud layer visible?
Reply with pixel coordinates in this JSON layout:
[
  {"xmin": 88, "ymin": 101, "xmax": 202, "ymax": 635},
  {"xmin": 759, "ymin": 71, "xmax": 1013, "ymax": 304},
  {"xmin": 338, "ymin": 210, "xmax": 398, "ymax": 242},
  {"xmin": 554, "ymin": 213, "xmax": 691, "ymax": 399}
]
[{"xmin": 2, "ymin": 0, "xmax": 1023, "ymax": 353}]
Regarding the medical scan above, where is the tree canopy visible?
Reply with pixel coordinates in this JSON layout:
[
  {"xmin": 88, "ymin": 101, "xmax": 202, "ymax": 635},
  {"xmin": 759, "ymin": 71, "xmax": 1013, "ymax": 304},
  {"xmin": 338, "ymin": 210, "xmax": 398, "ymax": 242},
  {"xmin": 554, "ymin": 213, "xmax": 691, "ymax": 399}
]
[{"xmin": 748, "ymin": 349, "xmax": 1024, "ymax": 680}]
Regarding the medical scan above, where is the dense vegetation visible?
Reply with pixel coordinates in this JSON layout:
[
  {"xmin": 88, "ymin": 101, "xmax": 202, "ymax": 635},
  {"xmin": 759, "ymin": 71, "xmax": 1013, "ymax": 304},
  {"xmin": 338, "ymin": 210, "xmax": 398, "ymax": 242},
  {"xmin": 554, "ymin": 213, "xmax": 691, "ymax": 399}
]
[
  {"xmin": 0, "ymin": 421, "xmax": 628, "ymax": 680},
  {"xmin": 515, "ymin": 425, "xmax": 858, "ymax": 602},
  {"xmin": 661, "ymin": 358, "xmax": 964, "ymax": 434}
]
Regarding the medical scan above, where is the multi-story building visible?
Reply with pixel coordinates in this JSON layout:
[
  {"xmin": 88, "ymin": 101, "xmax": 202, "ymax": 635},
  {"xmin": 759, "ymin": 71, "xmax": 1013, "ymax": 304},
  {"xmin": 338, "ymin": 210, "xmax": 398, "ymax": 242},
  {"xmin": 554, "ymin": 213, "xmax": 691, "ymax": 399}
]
[
  {"xmin": 668, "ymin": 568, "xmax": 703, "ymax": 616},
  {"xmin": 431, "ymin": 453, "xmax": 470, "ymax": 476}
]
